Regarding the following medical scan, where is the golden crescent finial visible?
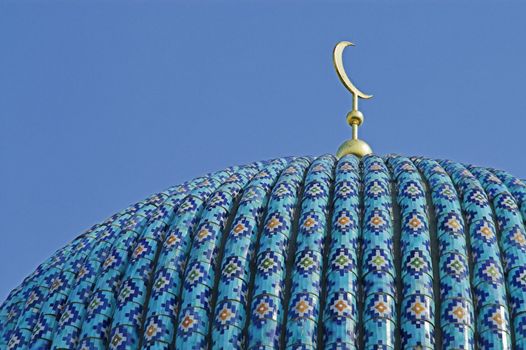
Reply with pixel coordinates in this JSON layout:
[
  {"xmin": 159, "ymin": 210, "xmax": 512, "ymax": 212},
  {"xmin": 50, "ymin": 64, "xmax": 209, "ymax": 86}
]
[
  {"xmin": 333, "ymin": 41, "xmax": 373, "ymax": 110},
  {"xmin": 334, "ymin": 41, "xmax": 373, "ymax": 159}
]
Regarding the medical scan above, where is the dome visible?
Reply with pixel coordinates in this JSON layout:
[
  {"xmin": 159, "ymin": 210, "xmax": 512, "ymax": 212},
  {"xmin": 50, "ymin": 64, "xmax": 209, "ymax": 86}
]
[{"xmin": 1, "ymin": 154, "xmax": 525, "ymax": 350}]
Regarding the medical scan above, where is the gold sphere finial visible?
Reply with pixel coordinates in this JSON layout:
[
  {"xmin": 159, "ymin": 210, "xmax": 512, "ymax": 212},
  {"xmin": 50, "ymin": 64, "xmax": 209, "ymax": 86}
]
[
  {"xmin": 336, "ymin": 139, "xmax": 373, "ymax": 159},
  {"xmin": 346, "ymin": 110, "xmax": 364, "ymax": 127},
  {"xmin": 333, "ymin": 41, "xmax": 373, "ymax": 158}
]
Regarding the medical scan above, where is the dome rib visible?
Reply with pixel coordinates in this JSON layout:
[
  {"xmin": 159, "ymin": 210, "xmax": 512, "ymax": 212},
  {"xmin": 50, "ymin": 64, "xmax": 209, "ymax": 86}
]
[
  {"xmin": 493, "ymin": 169, "xmax": 526, "ymax": 218},
  {"xmin": 387, "ymin": 156, "xmax": 436, "ymax": 348},
  {"xmin": 359, "ymin": 155, "xmax": 398, "ymax": 348},
  {"xmin": 2, "ymin": 155, "xmax": 526, "ymax": 349}
]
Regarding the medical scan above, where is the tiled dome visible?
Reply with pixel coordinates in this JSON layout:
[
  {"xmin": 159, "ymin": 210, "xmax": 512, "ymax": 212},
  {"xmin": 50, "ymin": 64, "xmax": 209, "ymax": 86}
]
[{"xmin": 1, "ymin": 154, "xmax": 526, "ymax": 350}]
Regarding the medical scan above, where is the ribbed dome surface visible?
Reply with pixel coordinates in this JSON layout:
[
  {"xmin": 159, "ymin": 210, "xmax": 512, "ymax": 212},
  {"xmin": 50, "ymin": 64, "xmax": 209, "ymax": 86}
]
[{"xmin": 2, "ymin": 154, "xmax": 526, "ymax": 350}]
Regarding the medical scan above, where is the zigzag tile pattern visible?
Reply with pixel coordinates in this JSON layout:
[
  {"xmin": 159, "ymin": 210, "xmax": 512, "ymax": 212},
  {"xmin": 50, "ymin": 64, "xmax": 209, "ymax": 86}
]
[{"xmin": 2, "ymin": 154, "xmax": 526, "ymax": 350}]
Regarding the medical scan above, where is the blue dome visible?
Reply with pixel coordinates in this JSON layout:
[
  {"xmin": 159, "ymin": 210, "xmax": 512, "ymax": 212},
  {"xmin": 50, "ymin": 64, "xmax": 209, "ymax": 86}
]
[{"xmin": 1, "ymin": 154, "xmax": 526, "ymax": 349}]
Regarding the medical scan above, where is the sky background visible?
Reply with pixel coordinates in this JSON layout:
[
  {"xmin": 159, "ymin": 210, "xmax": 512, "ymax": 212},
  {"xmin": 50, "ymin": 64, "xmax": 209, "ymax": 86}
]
[{"xmin": 1, "ymin": 1, "xmax": 526, "ymax": 300}]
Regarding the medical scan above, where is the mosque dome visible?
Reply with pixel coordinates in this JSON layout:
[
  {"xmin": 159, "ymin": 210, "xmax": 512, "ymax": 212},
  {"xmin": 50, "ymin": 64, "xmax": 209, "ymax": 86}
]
[
  {"xmin": 1, "ymin": 155, "xmax": 526, "ymax": 350},
  {"xmin": 2, "ymin": 42, "xmax": 524, "ymax": 350}
]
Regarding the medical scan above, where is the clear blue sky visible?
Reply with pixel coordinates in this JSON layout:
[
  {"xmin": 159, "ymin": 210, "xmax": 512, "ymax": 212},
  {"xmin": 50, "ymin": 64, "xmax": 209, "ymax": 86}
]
[{"xmin": 1, "ymin": 1, "xmax": 525, "ymax": 300}]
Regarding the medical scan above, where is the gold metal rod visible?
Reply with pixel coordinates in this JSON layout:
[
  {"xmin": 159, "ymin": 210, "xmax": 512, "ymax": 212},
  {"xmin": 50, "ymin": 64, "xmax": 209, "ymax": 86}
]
[{"xmin": 352, "ymin": 124, "xmax": 358, "ymax": 140}]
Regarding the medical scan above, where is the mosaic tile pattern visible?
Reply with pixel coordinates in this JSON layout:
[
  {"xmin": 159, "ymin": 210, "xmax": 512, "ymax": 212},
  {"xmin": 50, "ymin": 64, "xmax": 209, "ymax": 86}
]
[
  {"xmin": 414, "ymin": 158, "xmax": 474, "ymax": 349},
  {"xmin": 387, "ymin": 156, "xmax": 436, "ymax": 350},
  {"xmin": 360, "ymin": 155, "xmax": 396, "ymax": 350},
  {"xmin": 441, "ymin": 160, "xmax": 512, "ymax": 349},
  {"xmin": 2, "ymin": 154, "xmax": 526, "ymax": 349}
]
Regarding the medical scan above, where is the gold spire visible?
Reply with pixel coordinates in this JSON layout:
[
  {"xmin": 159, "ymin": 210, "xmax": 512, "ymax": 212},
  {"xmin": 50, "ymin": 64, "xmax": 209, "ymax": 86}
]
[{"xmin": 333, "ymin": 41, "xmax": 373, "ymax": 159}]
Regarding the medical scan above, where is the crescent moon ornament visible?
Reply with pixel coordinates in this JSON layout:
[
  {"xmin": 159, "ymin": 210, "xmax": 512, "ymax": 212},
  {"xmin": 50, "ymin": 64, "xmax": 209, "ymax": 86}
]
[
  {"xmin": 333, "ymin": 41, "xmax": 373, "ymax": 100},
  {"xmin": 333, "ymin": 41, "xmax": 374, "ymax": 159},
  {"xmin": 333, "ymin": 41, "xmax": 373, "ymax": 112}
]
